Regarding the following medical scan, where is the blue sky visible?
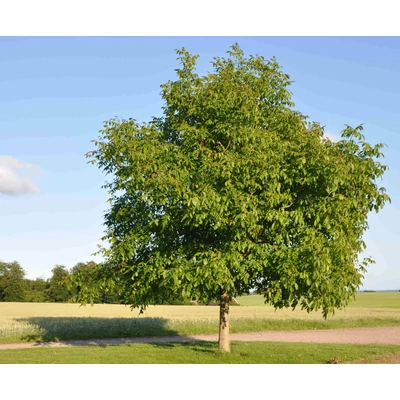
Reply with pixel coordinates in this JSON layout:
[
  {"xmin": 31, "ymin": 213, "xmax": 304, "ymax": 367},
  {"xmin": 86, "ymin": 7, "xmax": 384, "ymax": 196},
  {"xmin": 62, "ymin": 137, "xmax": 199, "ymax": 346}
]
[{"xmin": 0, "ymin": 36, "xmax": 399, "ymax": 290}]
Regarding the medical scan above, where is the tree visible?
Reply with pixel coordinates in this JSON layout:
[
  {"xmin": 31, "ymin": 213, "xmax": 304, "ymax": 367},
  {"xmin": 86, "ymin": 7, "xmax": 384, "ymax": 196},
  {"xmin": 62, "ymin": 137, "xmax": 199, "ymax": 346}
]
[
  {"xmin": 48, "ymin": 265, "xmax": 71, "ymax": 303},
  {"xmin": 81, "ymin": 44, "xmax": 389, "ymax": 352},
  {"xmin": 0, "ymin": 260, "xmax": 28, "ymax": 302},
  {"xmin": 24, "ymin": 277, "xmax": 49, "ymax": 303},
  {"xmin": 70, "ymin": 261, "xmax": 121, "ymax": 304}
]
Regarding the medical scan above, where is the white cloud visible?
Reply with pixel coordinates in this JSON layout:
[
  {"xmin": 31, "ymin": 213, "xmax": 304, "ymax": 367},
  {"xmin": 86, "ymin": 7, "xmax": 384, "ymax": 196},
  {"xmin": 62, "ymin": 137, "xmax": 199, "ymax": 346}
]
[
  {"xmin": 0, "ymin": 156, "xmax": 41, "ymax": 195},
  {"xmin": 323, "ymin": 132, "xmax": 341, "ymax": 142}
]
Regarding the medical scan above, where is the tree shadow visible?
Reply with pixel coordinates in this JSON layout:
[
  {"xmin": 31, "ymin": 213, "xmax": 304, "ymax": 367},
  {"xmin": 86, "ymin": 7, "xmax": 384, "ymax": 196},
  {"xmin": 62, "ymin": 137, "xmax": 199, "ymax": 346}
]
[
  {"xmin": 147, "ymin": 341, "xmax": 217, "ymax": 354},
  {"xmin": 15, "ymin": 316, "xmax": 180, "ymax": 343}
]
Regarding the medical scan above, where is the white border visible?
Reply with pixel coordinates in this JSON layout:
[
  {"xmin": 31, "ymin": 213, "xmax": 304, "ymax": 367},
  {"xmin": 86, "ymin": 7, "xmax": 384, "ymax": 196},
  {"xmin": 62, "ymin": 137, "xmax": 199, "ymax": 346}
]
[{"xmin": 1, "ymin": 0, "xmax": 399, "ymax": 36}]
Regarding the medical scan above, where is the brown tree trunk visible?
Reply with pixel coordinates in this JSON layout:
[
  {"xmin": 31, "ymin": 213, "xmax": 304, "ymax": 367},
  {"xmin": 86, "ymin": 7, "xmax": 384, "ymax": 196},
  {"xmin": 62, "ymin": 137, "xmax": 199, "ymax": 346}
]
[{"xmin": 218, "ymin": 291, "xmax": 230, "ymax": 353}]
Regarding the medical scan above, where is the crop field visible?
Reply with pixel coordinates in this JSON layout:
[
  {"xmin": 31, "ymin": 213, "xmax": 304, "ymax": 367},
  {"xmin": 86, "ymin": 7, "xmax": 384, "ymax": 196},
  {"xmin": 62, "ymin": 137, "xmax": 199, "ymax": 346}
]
[{"xmin": 0, "ymin": 292, "xmax": 399, "ymax": 344}]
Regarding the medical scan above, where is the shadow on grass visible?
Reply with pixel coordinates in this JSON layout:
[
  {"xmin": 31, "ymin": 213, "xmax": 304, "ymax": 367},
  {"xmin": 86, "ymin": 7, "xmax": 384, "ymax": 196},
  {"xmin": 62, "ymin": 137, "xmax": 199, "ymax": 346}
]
[
  {"xmin": 15, "ymin": 317, "xmax": 183, "ymax": 344},
  {"xmin": 148, "ymin": 341, "xmax": 216, "ymax": 354}
]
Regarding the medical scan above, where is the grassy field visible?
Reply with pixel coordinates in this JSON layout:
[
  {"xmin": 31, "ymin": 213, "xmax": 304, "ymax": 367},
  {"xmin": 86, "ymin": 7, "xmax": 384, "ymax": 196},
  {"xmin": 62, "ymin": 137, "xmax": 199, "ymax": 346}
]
[
  {"xmin": 1, "ymin": 341, "xmax": 400, "ymax": 364},
  {"xmin": 236, "ymin": 292, "xmax": 400, "ymax": 308},
  {"xmin": 0, "ymin": 292, "xmax": 399, "ymax": 344}
]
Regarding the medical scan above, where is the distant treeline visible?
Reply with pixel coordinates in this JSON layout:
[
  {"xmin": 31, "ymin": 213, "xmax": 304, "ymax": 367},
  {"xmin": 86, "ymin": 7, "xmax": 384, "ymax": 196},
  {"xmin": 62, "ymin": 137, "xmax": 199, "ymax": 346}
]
[
  {"xmin": 0, "ymin": 260, "xmax": 197, "ymax": 304},
  {"xmin": 0, "ymin": 260, "xmax": 120, "ymax": 303},
  {"xmin": 0, "ymin": 260, "xmax": 246, "ymax": 305}
]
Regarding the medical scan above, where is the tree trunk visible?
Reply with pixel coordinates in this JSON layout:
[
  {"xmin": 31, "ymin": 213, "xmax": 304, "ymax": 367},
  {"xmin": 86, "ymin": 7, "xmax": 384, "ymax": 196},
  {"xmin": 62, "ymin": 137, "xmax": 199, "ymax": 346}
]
[{"xmin": 218, "ymin": 292, "xmax": 230, "ymax": 353}]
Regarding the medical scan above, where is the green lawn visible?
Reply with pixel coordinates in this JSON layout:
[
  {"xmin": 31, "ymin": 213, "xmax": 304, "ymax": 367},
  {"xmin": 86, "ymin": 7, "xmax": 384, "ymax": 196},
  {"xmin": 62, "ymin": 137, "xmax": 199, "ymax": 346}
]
[
  {"xmin": 1, "ymin": 341, "xmax": 399, "ymax": 364},
  {"xmin": 237, "ymin": 292, "xmax": 400, "ymax": 308}
]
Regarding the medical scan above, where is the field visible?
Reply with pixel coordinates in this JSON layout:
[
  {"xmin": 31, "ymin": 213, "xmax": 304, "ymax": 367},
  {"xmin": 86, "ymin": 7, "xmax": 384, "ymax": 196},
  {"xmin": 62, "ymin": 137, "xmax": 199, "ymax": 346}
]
[
  {"xmin": 237, "ymin": 292, "xmax": 400, "ymax": 308},
  {"xmin": 0, "ymin": 292, "xmax": 399, "ymax": 344}
]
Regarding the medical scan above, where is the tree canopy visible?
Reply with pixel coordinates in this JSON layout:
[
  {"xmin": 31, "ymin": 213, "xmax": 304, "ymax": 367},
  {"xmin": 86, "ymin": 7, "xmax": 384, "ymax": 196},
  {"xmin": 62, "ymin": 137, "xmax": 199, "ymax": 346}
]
[
  {"xmin": 81, "ymin": 44, "xmax": 390, "ymax": 351},
  {"xmin": 0, "ymin": 260, "xmax": 28, "ymax": 302},
  {"xmin": 0, "ymin": 260, "xmax": 124, "ymax": 304},
  {"xmin": 47, "ymin": 265, "xmax": 71, "ymax": 303}
]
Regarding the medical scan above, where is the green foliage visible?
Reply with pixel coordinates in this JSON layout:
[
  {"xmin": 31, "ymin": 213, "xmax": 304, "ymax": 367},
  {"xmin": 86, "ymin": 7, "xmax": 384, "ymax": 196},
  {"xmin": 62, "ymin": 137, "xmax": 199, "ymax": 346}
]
[
  {"xmin": 0, "ymin": 261, "xmax": 28, "ymax": 302},
  {"xmin": 24, "ymin": 278, "xmax": 49, "ymax": 303},
  {"xmin": 69, "ymin": 261, "xmax": 121, "ymax": 304},
  {"xmin": 84, "ymin": 44, "xmax": 389, "ymax": 318},
  {"xmin": 0, "ymin": 259, "xmax": 122, "ymax": 304},
  {"xmin": 47, "ymin": 265, "xmax": 72, "ymax": 303}
]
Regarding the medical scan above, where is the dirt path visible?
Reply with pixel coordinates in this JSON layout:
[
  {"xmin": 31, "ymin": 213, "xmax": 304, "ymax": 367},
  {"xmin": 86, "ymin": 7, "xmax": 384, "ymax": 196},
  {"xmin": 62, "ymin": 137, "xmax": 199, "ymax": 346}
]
[{"xmin": 1, "ymin": 326, "xmax": 400, "ymax": 350}]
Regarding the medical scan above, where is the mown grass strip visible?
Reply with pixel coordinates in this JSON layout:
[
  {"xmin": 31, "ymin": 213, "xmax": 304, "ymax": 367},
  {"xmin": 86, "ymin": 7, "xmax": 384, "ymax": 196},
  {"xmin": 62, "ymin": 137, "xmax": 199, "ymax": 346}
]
[{"xmin": 1, "ymin": 341, "xmax": 400, "ymax": 364}]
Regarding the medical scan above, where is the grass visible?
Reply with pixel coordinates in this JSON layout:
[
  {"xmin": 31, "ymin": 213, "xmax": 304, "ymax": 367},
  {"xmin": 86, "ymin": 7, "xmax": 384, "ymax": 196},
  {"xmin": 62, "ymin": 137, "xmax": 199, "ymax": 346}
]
[
  {"xmin": 1, "ymin": 314, "xmax": 400, "ymax": 344},
  {"xmin": 1, "ymin": 294, "xmax": 399, "ymax": 365},
  {"xmin": 0, "ymin": 292, "xmax": 398, "ymax": 344},
  {"xmin": 345, "ymin": 292, "xmax": 400, "ymax": 308},
  {"xmin": 237, "ymin": 292, "xmax": 400, "ymax": 308},
  {"xmin": 1, "ymin": 341, "xmax": 400, "ymax": 364}
]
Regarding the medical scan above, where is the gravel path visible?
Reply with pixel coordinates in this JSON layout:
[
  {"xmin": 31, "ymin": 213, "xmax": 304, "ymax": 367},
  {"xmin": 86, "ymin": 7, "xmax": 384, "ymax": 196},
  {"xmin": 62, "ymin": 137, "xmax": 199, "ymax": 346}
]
[{"xmin": 1, "ymin": 326, "xmax": 400, "ymax": 350}]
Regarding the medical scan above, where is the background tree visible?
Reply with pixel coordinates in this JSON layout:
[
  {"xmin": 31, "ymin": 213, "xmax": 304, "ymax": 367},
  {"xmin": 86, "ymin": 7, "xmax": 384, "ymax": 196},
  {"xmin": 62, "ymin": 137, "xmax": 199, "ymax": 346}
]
[
  {"xmin": 81, "ymin": 44, "xmax": 389, "ymax": 352},
  {"xmin": 70, "ymin": 261, "xmax": 121, "ymax": 304},
  {"xmin": 0, "ymin": 260, "xmax": 28, "ymax": 302},
  {"xmin": 24, "ymin": 277, "xmax": 49, "ymax": 303},
  {"xmin": 48, "ymin": 265, "xmax": 71, "ymax": 303}
]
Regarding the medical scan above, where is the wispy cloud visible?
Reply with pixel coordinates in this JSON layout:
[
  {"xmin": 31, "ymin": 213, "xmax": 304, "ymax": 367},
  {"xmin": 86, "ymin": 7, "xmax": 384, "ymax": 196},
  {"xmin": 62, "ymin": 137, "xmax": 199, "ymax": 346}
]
[
  {"xmin": 0, "ymin": 156, "xmax": 41, "ymax": 195},
  {"xmin": 323, "ymin": 132, "xmax": 341, "ymax": 142}
]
